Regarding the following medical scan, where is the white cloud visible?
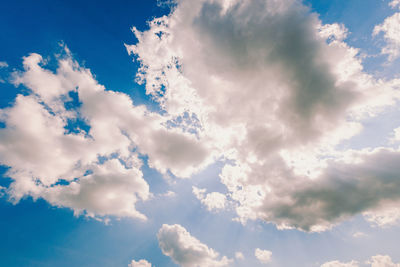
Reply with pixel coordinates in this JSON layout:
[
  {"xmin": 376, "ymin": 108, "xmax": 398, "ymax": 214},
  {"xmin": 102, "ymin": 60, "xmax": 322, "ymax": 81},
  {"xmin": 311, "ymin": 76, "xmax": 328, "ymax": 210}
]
[
  {"xmin": 352, "ymin": 231, "xmax": 367, "ymax": 238},
  {"xmin": 254, "ymin": 248, "xmax": 272, "ymax": 264},
  {"xmin": 161, "ymin": 190, "xmax": 176, "ymax": 197},
  {"xmin": 157, "ymin": 224, "xmax": 232, "ymax": 267},
  {"xmin": 235, "ymin": 251, "xmax": 244, "ymax": 260},
  {"xmin": 364, "ymin": 201, "xmax": 400, "ymax": 227},
  {"xmin": 128, "ymin": 259, "xmax": 152, "ymax": 267},
  {"xmin": 0, "ymin": 50, "xmax": 213, "ymax": 220},
  {"xmin": 0, "ymin": 61, "xmax": 8, "ymax": 68},
  {"xmin": 41, "ymin": 158, "xmax": 150, "ymax": 220},
  {"xmin": 318, "ymin": 23, "xmax": 349, "ymax": 42},
  {"xmin": 390, "ymin": 0, "xmax": 400, "ymax": 9},
  {"xmin": 368, "ymin": 255, "xmax": 400, "ymax": 267},
  {"xmin": 3, "ymin": 0, "xmax": 400, "ymax": 233},
  {"xmin": 373, "ymin": 12, "xmax": 400, "ymax": 61},
  {"xmin": 128, "ymin": 0, "xmax": 400, "ymax": 232},
  {"xmin": 320, "ymin": 260, "xmax": 359, "ymax": 267},
  {"xmin": 192, "ymin": 186, "xmax": 226, "ymax": 211}
]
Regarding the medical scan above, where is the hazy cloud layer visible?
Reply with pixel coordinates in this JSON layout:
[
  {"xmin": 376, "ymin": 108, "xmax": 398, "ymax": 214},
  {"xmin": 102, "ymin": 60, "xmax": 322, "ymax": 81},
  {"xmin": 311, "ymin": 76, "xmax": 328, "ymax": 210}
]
[
  {"xmin": 320, "ymin": 260, "xmax": 359, "ymax": 267},
  {"xmin": 321, "ymin": 254, "xmax": 400, "ymax": 267}
]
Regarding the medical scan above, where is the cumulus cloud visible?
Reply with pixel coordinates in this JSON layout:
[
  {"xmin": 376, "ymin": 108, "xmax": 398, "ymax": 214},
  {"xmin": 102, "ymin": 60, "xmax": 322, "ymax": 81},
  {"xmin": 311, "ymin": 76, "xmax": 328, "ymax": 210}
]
[
  {"xmin": 157, "ymin": 224, "xmax": 232, "ymax": 267},
  {"xmin": 128, "ymin": 0, "xmax": 400, "ymax": 231},
  {"xmin": 0, "ymin": 48, "xmax": 214, "ymax": 220},
  {"xmin": 128, "ymin": 259, "xmax": 152, "ymax": 267},
  {"xmin": 368, "ymin": 255, "xmax": 400, "ymax": 267},
  {"xmin": 254, "ymin": 248, "xmax": 272, "ymax": 264},
  {"xmin": 373, "ymin": 10, "xmax": 400, "ymax": 61},
  {"xmin": 192, "ymin": 186, "xmax": 226, "ymax": 211},
  {"xmin": 3, "ymin": 0, "xmax": 400, "ymax": 232}
]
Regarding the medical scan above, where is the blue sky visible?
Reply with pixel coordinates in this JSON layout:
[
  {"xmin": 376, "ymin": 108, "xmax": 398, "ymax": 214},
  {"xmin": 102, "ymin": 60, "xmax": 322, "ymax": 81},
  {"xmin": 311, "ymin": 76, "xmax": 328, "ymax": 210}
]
[{"xmin": 1, "ymin": 1, "xmax": 400, "ymax": 267}]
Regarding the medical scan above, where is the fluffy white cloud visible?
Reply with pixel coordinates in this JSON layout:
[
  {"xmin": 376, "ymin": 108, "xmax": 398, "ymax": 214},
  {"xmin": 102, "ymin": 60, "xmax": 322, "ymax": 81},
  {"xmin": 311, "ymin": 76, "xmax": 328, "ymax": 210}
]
[
  {"xmin": 42, "ymin": 159, "xmax": 150, "ymax": 220},
  {"xmin": 368, "ymin": 255, "xmax": 400, "ymax": 267},
  {"xmin": 128, "ymin": 259, "xmax": 152, "ymax": 267},
  {"xmin": 254, "ymin": 248, "xmax": 272, "ymax": 264},
  {"xmin": 320, "ymin": 260, "xmax": 359, "ymax": 267},
  {"xmin": 373, "ymin": 11, "xmax": 400, "ymax": 61},
  {"xmin": 192, "ymin": 186, "xmax": 226, "ymax": 211},
  {"xmin": 0, "ymin": 49, "xmax": 214, "ymax": 220},
  {"xmin": 128, "ymin": 0, "xmax": 400, "ymax": 231},
  {"xmin": 364, "ymin": 201, "xmax": 400, "ymax": 227},
  {"xmin": 157, "ymin": 224, "xmax": 232, "ymax": 267}
]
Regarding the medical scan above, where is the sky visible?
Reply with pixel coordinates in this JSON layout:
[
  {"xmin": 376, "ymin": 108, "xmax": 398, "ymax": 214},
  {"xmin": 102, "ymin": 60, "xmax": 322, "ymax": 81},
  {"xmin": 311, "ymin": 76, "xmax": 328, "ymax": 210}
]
[{"xmin": 1, "ymin": 0, "xmax": 400, "ymax": 266}]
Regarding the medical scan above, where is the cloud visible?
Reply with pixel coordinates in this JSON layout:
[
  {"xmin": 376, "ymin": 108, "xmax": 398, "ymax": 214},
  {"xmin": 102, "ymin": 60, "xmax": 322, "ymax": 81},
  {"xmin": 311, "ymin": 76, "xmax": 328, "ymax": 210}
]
[
  {"xmin": 0, "ymin": 61, "xmax": 8, "ymax": 68},
  {"xmin": 128, "ymin": 259, "xmax": 152, "ymax": 267},
  {"xmin": 321, "ymin": 254, "xmax": 400, "ymax": 267},
  {"xmin": 373, "ymin": 11, "xmax": 400, "ymax": 61},
  {"xmin": 128, "ymin": 0, "xmax": 400, "ymax": 231},
  {"xmin": 352, "ymin": 231, "xmax": 367, "ymax": 238},
  {"xmin": 3, "ymin": 0, "xmax": 400, "ymax": 233},
  {"xmin": 320, "ymin": 260, "xmax": 359, "ymax": 267},
  {"xmin": 157, "ymin": 224, "xmax": 232, "ymax": 267},
  {"xmin": 192, "ymin": 186, "xmax": 226, "ymax": 211},
  {"xmin": 235, "ymin": 251, "xmax": 244, "ymax": 260},
  {"xmin": 0, "ymin": 50, "xmax": 213, "ymax": 220},
  {"xmin": 254, "ymin": 248, "xmax": 272, "ymax": 264},
  {"xmin": 390, "ymin": 0, "xmax": 400, "ymax": 9},
  {"xmin": 363, "ymin": 201, "xmax": 400, "ymax": 227},
  {"xmin": 368, "ymin": 255, "xmax": 400, "ymax": 267},
  {"xmin": 41, "ymin": 159, "xmax": 150, "ymax": 220},
  {"xmin": 245, "ymin": 148, "xmax": 400, "ymax": 231}
]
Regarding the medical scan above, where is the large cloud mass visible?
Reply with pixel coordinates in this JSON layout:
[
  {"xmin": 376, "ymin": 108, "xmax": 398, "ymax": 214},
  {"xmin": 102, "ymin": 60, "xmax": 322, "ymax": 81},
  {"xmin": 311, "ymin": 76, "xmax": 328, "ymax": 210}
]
[
  {"xmin": 2, "ymin": 0, "xmax": 400, "ymax": 232},
  {"xmin": 126, "ymin": 0, "xmax": 400, "ymax": 231},
  {"xmin": 0, "ymin": 51, "xmax": 210, "ymax": 220}
]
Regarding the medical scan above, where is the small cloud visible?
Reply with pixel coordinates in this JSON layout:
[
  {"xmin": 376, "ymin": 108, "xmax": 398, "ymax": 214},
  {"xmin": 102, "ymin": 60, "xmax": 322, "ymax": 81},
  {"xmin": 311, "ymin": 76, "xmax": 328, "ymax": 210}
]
[
  {"xmin": 352, "ymin": 231, "xmax": 367, "ymax": 238},
  {"xmin": 320, "ymin": 260, "xmax": 359, "ymax": 267},
  {"xmin": 366, "ymin": 254, "xmax": 400, "ymax": 266},
  {"xmin": 235, "ymin": 251, "xmax": 244, "ymax": 260},
  {"xmin": 0, "ymin": 61, "xmax": 8, "ymax": 68},
  {"xmin": 128, "ymin": 259, "xmax": 152, "ymax": 267},
  {"xmin": 192, "ymin": 186, "xmax": 227, "ymax": 212},
  {"xmin": 390, "ymin": 0, "xmax": 400, "ymax": 9},
  {"xmin": 255, "ymin": 248, "xmax": 272, "ymax": 264},
  {"xmin": 158, "ymin": 224, "xmax": 232, "ymax": 267},
  {"xmin": 373, "ymin": 11, "xmax": 400, "ymax": 62},
  {"xmin": 161, "ymin": 190, "xmax": 176, "ymax": 197}
]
